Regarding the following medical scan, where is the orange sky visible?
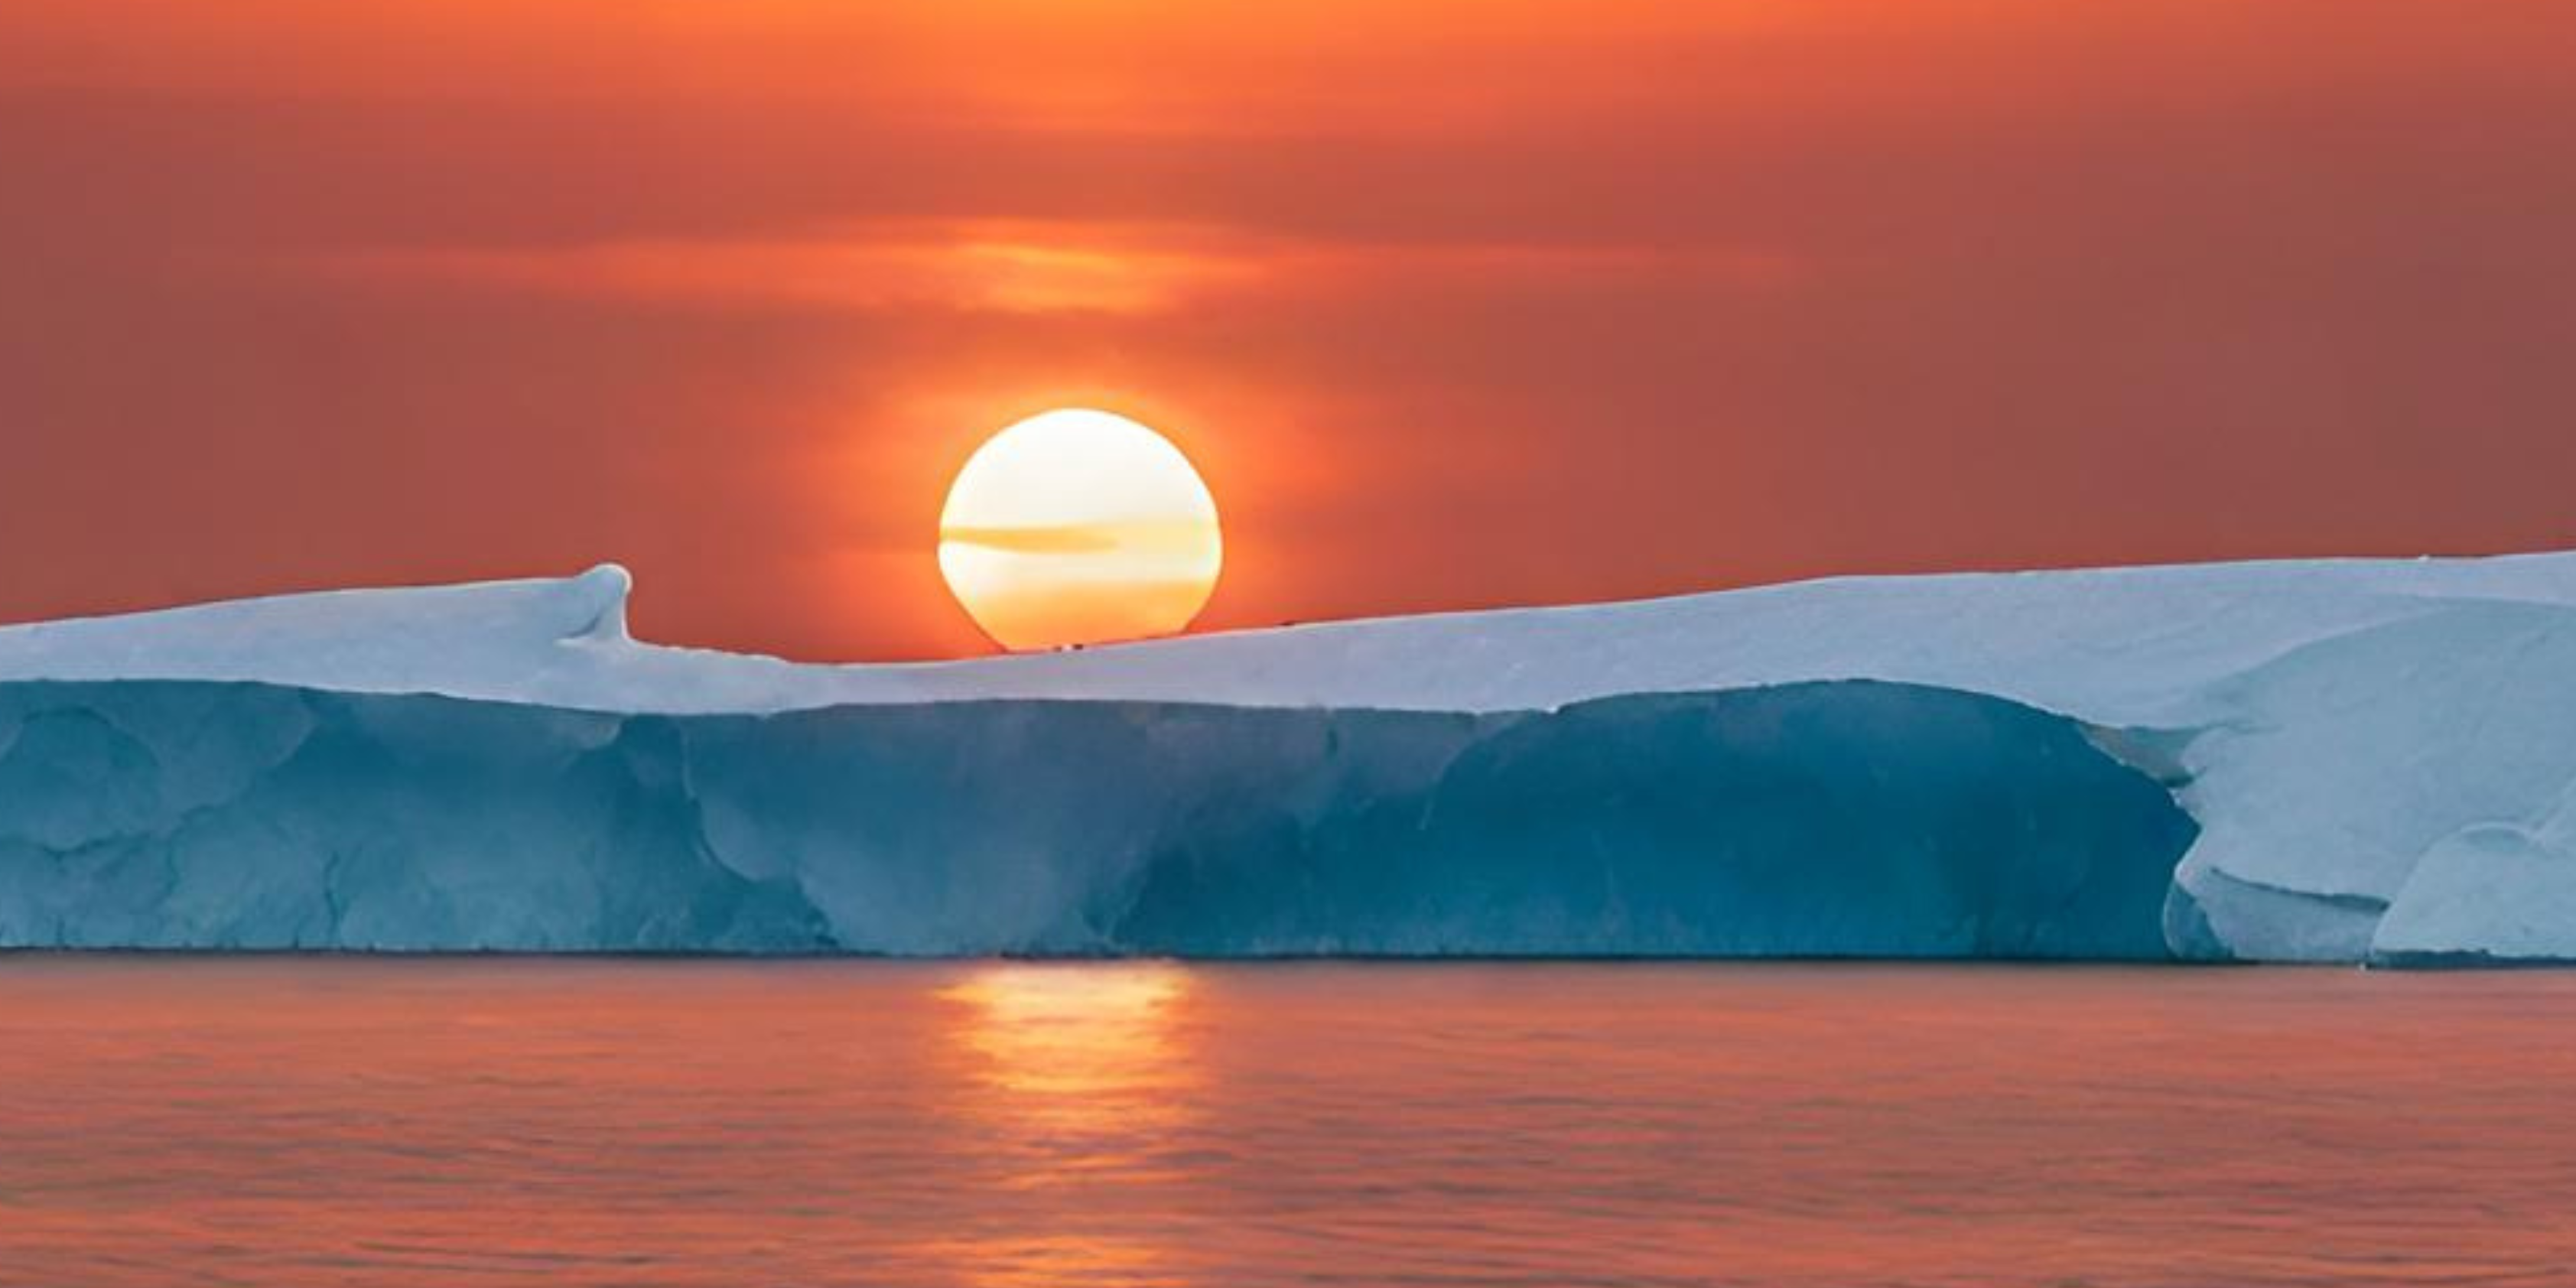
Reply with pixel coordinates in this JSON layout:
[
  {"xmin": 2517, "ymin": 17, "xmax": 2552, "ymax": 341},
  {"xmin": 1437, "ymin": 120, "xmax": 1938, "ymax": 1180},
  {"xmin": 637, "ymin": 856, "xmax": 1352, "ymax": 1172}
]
[{"xmin": 5, "ymin": 0, "xmax": 2574, "ymax": 659}]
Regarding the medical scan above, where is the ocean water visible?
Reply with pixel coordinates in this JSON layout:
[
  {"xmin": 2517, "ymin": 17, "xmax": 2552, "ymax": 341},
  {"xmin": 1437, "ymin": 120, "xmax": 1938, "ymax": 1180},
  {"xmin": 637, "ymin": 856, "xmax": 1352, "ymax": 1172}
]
[{"xmin": 3, "ymin": 960, "xmax": 2573, "ymax": 1287}]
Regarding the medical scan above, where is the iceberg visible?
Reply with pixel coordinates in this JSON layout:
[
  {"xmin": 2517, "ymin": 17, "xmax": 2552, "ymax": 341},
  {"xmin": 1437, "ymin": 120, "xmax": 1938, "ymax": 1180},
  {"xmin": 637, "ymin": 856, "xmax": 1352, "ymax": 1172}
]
[{"xmin": 2, "ymin": 551, "xmax": 2571, "ymax": 961}]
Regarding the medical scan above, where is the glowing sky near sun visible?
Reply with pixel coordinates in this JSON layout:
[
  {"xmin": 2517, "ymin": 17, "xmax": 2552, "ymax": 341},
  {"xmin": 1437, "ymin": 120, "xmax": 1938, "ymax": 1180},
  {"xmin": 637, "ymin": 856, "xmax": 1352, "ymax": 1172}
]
[{"xmin": 3, "ymin": 1, "xmax": 2574, "ymax": 658}]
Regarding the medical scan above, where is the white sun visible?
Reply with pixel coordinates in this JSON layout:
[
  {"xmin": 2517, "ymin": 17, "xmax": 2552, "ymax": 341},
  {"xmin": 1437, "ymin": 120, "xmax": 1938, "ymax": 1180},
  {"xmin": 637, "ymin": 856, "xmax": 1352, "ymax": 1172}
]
[{"xmin": 938, "ymin": 408, "xmax": 1223, "ymax": 651}]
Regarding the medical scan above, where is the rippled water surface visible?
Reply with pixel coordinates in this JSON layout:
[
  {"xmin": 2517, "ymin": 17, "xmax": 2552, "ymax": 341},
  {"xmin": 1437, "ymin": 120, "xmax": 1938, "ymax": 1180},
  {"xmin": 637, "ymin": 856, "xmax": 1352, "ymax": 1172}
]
[{"xmin": 4, "ymin": 959, "xmax": 2574, "ymax": 1286}]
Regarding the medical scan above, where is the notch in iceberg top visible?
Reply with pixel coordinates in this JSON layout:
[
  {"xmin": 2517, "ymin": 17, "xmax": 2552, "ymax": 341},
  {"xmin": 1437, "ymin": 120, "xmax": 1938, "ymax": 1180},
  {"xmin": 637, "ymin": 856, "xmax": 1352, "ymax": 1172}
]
[{"xmin": 561, "ymin": 562, "xmax": 635, "ymax": 643}]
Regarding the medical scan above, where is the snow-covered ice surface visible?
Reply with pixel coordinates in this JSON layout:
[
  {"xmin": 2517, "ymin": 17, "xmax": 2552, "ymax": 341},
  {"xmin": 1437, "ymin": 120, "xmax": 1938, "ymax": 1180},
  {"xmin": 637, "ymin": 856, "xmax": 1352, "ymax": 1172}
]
[{"xmin": 3, "ymin": 551, "xmax": 2573, "ymax": 961}]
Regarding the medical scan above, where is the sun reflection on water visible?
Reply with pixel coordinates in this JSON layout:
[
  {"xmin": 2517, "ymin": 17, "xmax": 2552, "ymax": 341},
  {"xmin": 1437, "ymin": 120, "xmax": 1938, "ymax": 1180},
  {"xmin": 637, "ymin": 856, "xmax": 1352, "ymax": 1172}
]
[
  {"xmin": 944, "ymin": 963, "xmax": 1198, "ymax": 1113},
  {"xmin": 931, "ymin": 963, "xmax": 1205, "ymax": 1286}
]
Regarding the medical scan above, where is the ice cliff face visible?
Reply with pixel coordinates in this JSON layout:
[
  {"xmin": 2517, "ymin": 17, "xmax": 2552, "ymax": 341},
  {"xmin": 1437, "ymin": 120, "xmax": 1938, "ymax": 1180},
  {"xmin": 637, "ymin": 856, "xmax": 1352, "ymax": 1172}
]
[
  {"xmin": 0, "ymin": 680, "xmax": 2187, "ymax": 956},
  {"xmin": 2, "ymin": 551, "xmax": 2572, "ymax": 961}
]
